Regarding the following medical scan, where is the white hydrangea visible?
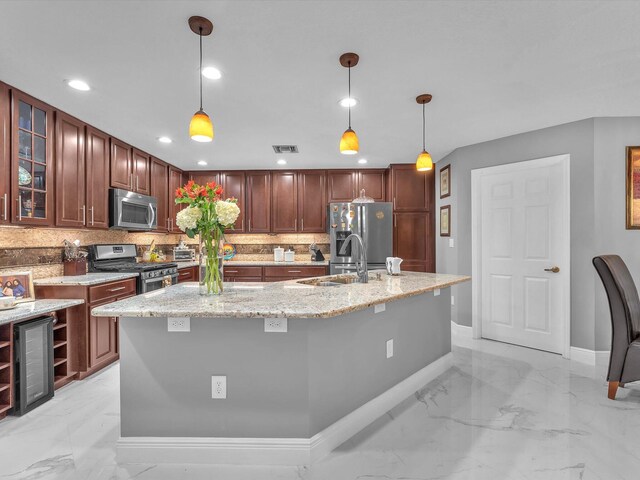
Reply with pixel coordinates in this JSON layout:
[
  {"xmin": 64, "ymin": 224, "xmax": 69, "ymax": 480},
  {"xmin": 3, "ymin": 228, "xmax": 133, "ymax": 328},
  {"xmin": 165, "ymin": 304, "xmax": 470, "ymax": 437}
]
[
  {"xmin": 215, "ymin": 200, "xmax": 241, "ymax": 226},
  {"xmin": 175, "ymin": 206, "xmax": 202, "ymax": 231}
]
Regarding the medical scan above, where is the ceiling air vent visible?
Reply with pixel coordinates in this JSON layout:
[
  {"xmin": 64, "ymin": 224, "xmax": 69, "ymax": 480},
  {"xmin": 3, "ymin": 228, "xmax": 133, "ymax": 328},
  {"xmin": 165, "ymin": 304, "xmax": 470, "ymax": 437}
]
[{"xmin": 272, "ymin": 145, "xmax": 299, "ymax": 154}]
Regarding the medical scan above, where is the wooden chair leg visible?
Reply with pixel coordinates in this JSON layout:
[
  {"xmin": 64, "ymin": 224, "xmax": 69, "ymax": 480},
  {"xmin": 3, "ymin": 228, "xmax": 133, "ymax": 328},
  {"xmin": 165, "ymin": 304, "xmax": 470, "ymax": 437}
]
[{"xmin": 608, "ymin": 381, "xmax": 619, "ymax": 400}]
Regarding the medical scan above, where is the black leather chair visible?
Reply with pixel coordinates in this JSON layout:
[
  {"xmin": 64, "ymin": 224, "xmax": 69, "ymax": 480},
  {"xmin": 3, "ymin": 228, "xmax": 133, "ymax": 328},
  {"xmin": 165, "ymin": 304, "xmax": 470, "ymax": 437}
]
[{"xmin": 593, "ymin": 255, "xmax": 640, "ymax": 399}]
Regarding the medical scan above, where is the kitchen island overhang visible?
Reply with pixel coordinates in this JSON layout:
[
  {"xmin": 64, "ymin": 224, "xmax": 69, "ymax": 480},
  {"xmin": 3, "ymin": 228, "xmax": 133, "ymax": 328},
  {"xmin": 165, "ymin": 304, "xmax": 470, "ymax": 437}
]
[{"xmin": 93, "ymin": 272, "xmax": 470, "ymax": 465}]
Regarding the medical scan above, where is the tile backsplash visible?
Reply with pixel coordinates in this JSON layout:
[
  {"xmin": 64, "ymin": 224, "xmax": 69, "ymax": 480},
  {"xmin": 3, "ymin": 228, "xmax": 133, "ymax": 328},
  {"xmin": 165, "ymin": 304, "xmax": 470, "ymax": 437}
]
[{"xmin": 0, "ymin": 226, "xmax": 329, "ymax": 279}]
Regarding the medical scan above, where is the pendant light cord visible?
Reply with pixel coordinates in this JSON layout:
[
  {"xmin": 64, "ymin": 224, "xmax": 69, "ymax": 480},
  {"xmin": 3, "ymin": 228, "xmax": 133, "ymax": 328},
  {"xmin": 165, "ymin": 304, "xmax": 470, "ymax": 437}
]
[
  {"xmin": 199, "ymin": 27, "xmax": 203, "ymax": 111},
  {"xmin": 348, "ymin": 62, "xmax": 352, "ymax": 129},
  {"xmin": 422, "ymin": 102, "xmax": 426, "ymax": 151}
]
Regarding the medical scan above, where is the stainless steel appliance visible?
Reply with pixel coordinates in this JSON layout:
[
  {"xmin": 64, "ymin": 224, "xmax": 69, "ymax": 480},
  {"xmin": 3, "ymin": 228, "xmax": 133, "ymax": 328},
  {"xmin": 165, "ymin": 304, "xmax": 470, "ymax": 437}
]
[
  {"xmin": 173, "ymin": 248, "xmax": 196, "ymax": 262},
  {"xmin": 109, "ymin": 188, "xmax": 157, "ymax": 231},
  {"xmin": 328, "ymin": 202, "xmax": 392, "ymax": 275},
  {"xmin": 88, "ymin": 244, "xmax": 178, "ymax": 294},
  {"xmin": 13, "ymin": 316, "xmax": 55, "ymax": 415}
]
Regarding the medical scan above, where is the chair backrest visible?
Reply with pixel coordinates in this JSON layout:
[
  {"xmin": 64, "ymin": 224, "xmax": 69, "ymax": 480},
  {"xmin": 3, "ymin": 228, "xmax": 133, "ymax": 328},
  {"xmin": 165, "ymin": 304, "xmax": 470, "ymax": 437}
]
[{"xmin": 593, "ymin": 255, "xmax": 640, "ymax": 380}]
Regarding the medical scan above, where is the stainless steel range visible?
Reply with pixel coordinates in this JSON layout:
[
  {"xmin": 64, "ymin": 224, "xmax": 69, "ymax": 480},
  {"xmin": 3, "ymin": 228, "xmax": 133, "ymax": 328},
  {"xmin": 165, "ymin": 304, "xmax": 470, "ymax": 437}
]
[{"xmin": 88, "ymin": 244, "xmax": 178, "ymax": 293}]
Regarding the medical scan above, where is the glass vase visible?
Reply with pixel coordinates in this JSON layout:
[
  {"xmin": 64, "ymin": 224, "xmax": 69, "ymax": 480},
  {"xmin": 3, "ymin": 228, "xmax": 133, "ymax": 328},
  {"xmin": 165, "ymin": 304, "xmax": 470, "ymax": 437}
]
[{"xmin": 198, "ymin": 230, "xmax": 224, "ymax": 296}]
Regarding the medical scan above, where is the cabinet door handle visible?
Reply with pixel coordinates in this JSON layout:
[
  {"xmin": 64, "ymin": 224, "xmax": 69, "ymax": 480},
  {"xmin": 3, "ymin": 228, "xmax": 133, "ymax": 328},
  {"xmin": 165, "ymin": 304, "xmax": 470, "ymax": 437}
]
[
  {"xmin": 107, "ymin": 286, "xmax": 127, "ymax": 292},
  {"xmin": 394, "ymin": 213, "xmax": 397, "ymax": 228},
  {"xmin": 136, "ymin": 176, "xmax": 139, "ymax": 191},
  {"xmin": 81, "ymin": 205, "xmax": 86, "ymax": 225},
  {"xmin": 294, "ymin": 218, "xmax": 297, "ymax": 231},
  {"xmin": 16, "ymin": 196, "xmax": 21, "ymax": 221},
  {"xmin": 288, "ymin": 270, "xmax": 302, "ymax": 273},
  {"xmin": 241, "ymin": 218, "xmax": 244, "ymax": 231},
  {"xmin": 1, "ymin": 193, "xmax": 6, "ymax": 220},
  {"xmin": 301, "ymin": 218, "xmax": 304, "ymax": 231},
  {"xmin": 90, "ymin": 206, "xmax": 94, "ymax": 226},
  {"xmin": 393, "ymin": 197, "xmax": 396, "ymax": 210},
  {"xmin": 226, "ymin": 270, "xmax": 238, "ymax": 273}
]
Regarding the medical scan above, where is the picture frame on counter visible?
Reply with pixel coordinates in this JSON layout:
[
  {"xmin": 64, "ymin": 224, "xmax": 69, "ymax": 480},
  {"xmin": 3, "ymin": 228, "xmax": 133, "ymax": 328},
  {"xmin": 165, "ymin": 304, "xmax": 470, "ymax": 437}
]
[
  {"xmin": 439, "ymin": 164, "xmax": 451, "ymax": 199},
  {"xmin": 626, "ymin": 146, "xmax": 640, "ymax": 229},
  {"xmin": 440, "ymin": 205, "xmax": 451, "ymax": 237},
  {"xmin": 0, "ymin": 271, "xmax": 35, "ymax": 304}
]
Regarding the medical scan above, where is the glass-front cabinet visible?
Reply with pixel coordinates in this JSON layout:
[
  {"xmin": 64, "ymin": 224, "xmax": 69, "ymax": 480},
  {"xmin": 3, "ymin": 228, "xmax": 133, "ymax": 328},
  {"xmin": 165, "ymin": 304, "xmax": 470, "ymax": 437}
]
[{"xmin": 11, "ymin": 90, "xmax": 54, "ymax": 225}]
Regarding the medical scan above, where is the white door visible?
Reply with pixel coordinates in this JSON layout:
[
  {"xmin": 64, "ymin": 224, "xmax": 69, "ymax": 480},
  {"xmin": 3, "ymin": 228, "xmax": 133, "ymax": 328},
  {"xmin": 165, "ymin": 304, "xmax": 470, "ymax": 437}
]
[{"xmin": 478, "ymin": 156, "xmax": 569, "ymax": 354}]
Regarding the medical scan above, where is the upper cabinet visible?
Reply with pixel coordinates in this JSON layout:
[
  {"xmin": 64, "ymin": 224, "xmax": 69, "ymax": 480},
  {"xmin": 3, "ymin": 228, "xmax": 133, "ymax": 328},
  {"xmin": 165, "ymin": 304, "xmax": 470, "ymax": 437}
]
[
  {"xmin": 358, "ymin": 169, "xmax": 386, "ymax": 202},
  {"xmin": 150, "ymin": 158, "xmax": 169, "ymax": 232},
  {"xmin": 298, "ymin": 170, "xmax": 326, "ymax": 233},
  {"xmin": 85, "ymin": 126, "xmax": 110, "ymax": 229},
  {"xmin": 11, "ymin": 90, "xmax": 55, "ymax": 225},
  {"xmin": 246, "ymin": 172, "xmax": 271, "ymax": 233},
  {"xmin": 110, "ymin": 140, "xmax": 149, "ymax": 194},
  {"xmin": 189, "ymin": 171, "xmax": 219, "ymax": 186},
  {"xmin": 55, "ymin": 112, "xmax": 86, "ymax": 227},
  {"xmin": 0, "ymin": 83, "xmax": 9, "ymax": 225},
  {"xmin": 271, "ymin": 171, "xmax": 298, "ymax": 233},
  {"xmin": 168, "ymin": 166, "xmax": 184, "ymax": 233},
  {"xmin": 327, "ymin": 170, "xmax": 357, "ymax": 203},
  {"xmin": 390, "ymin": 164, "xmax": 430, "ymax": 211},
  {"xmin": 219, "ymin": 171, "xmax": 245, "ymax": 233}
]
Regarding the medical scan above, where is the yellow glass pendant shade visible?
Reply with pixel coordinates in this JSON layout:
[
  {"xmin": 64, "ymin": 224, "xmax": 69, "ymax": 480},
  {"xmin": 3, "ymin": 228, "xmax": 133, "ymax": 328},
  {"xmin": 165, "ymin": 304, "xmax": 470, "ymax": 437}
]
[
  {"xmin": 189, "ymin": 109, "xmax": 214, "ymax": 142},
  {"xmin": 416, "ymin": 150, "xmax": 433, "ymax": 171},
  {"xmin": 340, "ymin": 128, "xmax": 359, "ymax": 155}
]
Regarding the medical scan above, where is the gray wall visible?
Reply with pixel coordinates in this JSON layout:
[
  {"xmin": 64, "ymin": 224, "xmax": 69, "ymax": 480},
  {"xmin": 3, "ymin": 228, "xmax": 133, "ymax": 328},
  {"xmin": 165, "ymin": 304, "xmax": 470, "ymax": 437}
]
[
  {"xmin": 119, "ymin": 291, "xmax": 451, "ymax": 439},
  {"xmin": 436, "ymin": 116, "xmax": 640, "ymax": 351}
]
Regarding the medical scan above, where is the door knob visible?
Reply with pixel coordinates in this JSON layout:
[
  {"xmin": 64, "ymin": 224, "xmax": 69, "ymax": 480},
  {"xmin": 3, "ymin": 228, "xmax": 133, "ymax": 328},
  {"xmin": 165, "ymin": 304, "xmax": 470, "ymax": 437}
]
[{"xmin": 544, "ymin": 266, "xmax": 560, "ymax": 273}]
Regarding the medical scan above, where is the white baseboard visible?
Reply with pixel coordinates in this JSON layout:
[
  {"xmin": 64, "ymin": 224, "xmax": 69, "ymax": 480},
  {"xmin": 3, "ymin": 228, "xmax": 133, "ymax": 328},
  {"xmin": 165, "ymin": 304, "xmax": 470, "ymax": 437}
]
[
  {"xmin": 451, "ymin": 321, "xmax": 473, "ymax": 338},
  {"xmin": 570, "ymin": 347, "xmax": 610, "ymax": 366},
  {"xmin": 117, "ymin": 352, "xmax": 453, "ymax": 466}
]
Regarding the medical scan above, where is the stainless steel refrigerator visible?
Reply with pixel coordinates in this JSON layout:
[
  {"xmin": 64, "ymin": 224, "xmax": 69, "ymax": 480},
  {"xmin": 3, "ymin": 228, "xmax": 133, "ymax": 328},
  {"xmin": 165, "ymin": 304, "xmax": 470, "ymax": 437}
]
[{"xmin": 328, "ymin": 202, "xmax": 393, "ymax": 275}]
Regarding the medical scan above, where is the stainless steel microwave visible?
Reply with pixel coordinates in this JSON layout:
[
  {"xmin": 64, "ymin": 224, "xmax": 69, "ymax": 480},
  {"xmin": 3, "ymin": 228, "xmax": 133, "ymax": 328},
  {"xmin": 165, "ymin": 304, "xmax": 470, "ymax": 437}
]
[{"xmin": 109, "ymin": 188, "xmax": 157, "ymax": 231}]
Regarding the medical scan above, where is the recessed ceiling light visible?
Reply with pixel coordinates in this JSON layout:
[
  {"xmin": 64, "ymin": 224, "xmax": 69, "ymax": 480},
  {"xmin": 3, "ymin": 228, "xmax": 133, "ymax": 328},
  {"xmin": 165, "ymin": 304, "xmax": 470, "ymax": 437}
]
[
  {"xmin": 197, "ymin": 160, "xmax": 208, "ymax": 166},
  {"xmin": 158, "ymin": 136, "xmax": 172, "ymax": 144},
  {"xmin": 277, "ymin": 159, "xmax": 287, "ymax": 165},
  {"xmin": 67, "ymin": 79, "xmax": 90, "ymax": 91},
  {"xmin": 339, "ymin": 97, "xmax": 357, "ymax": 108},
  {"xmin": 358, "ymin": 158, "xmax": 368, "ymax": 164},
  {"xmin": 202, "ymin": 66, "xmax": 222, "ymax": 80}
]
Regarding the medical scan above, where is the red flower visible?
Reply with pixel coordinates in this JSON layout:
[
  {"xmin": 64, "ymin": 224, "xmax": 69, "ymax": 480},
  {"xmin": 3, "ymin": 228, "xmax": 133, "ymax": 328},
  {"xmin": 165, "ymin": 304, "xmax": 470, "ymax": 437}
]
[
  {"xmin": 175, "ymin": 188, "xmax": 183, "ymax": 198},
  {"xmin": 198, "ymin": 187, "xmax": 207, "ymax": 196},
  {"xmin": 185, "ymin": 180, "xmax": 196, "ymax": 191},
  {"xmin": 206, "ymin": 181, "xmax": 216, "ymax": 190},
  {"xmin": 215, "ymin": 186, "xmax": 223, "ymax": 196}
]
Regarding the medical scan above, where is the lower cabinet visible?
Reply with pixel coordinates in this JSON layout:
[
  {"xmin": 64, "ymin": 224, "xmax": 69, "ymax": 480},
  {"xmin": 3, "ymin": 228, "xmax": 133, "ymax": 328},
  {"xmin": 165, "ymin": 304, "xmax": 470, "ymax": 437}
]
[
  {"xmin": 89, "ymin": 304, "xmax": 117, "ymax": 367},
  {"xmin": 177, "ymin": 266, "xmax": 198, "ymax": 283},
  {"xmin": 224, "ymin": 266, "xmax": 263, "ymax": 282},
  {"xmin": 224, "ymin": 265, "xmax": 328, "ymax": 282}
]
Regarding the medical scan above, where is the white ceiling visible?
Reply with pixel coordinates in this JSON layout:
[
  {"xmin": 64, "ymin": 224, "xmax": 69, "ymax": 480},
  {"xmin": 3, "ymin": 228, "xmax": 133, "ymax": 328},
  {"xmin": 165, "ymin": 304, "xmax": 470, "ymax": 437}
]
[{"xmin": 1, "ymin": 0, "xmax": 640, "ymax": 171}]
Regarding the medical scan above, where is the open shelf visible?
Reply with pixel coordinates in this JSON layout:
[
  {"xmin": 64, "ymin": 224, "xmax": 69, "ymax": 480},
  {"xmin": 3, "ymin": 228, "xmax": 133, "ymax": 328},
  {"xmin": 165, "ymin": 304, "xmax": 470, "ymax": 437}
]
[
  {"xmin": 53, "ymin": 357, "xmax": 67, "ymax": 367},
  {"xmin": 0, "ymin": 341, "xmax": 10, "ymax": 349},
  {"xmin": 0, "ymin": 324, "xmax": 11, "ymax": 417},
  {"xmin": 53, "ymin": 340, "xmax": 67, "ymax": 348}
]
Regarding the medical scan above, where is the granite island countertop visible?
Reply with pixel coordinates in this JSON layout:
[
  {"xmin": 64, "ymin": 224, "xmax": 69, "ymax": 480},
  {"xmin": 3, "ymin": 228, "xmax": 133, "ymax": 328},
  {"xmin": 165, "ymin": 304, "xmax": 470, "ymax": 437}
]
[
  {"xmin": 33, "ymin": 272, "xmax": 139, "ymax": 286},
  {"xmin": 0, "ymin": 299, "xmax": 85, "ymax": 326},
  {"xmin": 92, "ymin": 271, "xmax": 470, "ymax": 319}
]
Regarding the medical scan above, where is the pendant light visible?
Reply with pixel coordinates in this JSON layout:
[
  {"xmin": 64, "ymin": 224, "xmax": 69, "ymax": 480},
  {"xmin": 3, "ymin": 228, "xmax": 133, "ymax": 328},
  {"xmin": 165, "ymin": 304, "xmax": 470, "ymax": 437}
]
[
  {"xmin": 339, "ymin": 53, "xmax": 359, "ymax": 155},
  {"xmin": 188, "ymin": 16, "xmax": 214, "ymax": 142},
  {"xmin": 416, "ymin": 94, "xmax": 433, "ymax": 171}
]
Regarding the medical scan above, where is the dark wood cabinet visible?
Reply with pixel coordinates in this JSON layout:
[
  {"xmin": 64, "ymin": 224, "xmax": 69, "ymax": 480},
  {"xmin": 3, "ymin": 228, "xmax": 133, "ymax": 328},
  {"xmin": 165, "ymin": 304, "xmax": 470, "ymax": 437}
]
[
  {"xmin": 219, "ymin": 171, "xmax": 245, "ymax": 232},
  {"xmin": 85, "ymin": 126, "xmax": 110, "ymax": 229},
  {"xmin": 190, "ymin": 171, "xmax": 219, "ymax": 186},
  {"xmin": 11, "ymin": 90, "xmax": 55, "ymax": 225},
  {"xmin": 327, "ymin": 170, "xmax": 357, "ymax": 203},
  {"xmin": 132, "ymin": 148, "xmax": 150, "ymax": 195},
  {"xmin": 271, "ymin": 171, "xmax": 298, "ymax": 233},
  {"xmin": 177, "ymin": 265, "xmax": 198, "ymax": 283},
  {"xmin": 150, "ymin": 158, "xmax": 169, "ymax": 232},
  {"xmin": 0, "ymin": 83, "xmax": 10, "ymax": 225},
  {"xmin": 390, "ymin": 164, "xmax": 430, "ymax": 211},
  {"xmin": 89, "ymin": 301, "xmax": 118, "ymax": 368},
  {"xmin": 358, "ymin": 169, "xmax": 386, "ymax": 201},
  {"xmin": 55, "ymin": 112, "xmax": 86, "ymax": 227},
  {"xmin": 110, "ymin": 138, "xmax": 132, "ymax": 191},
  {"xmin": 246, "ymin": 172, "xmax": 271, "ymax": 233},
  {"xmin": 168, "ymin": 166, "xmax": 184, "ymax": 233},
  {"xmin": 298, "ymin": 170, "xmax": 326, "ymax": 232}
]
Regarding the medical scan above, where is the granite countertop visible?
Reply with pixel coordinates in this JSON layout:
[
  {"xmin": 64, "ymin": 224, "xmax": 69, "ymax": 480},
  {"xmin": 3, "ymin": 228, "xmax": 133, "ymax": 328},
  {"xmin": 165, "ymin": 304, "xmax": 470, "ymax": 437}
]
[
  {"xmin": 33, "ymin": 272, "xmax": 139, "ymax": 286},
  {"xmin": 92, "ymin": 271, "xmax": 470, "ymax": 319},
  {"xmin": 174, "ymin": 260, "xmax": 330, "ymax": 269},
  {"xmin": 0, "ymin": 299, "xmax": 85, "ymax": 326}
]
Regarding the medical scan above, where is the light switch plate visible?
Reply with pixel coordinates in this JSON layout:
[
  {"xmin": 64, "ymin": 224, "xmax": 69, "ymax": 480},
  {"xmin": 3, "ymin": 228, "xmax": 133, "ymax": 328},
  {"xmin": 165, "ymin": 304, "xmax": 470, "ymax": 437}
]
[
  {"xmin": 374, "ymin": 303, "xmax": 386, "ymax": 314},
  {"xmin": 265, "ymin": 318, "xmax": 287, "ymax": 333},
  {"xmin": 386, "ymin": 339, "xmax": 394, "ymax": 358},
  {"xmin": 168, "ymin": 317, "xmax": 190, "ymax": 332},
  {"xmin": 434, "ymin": 289, "xmax": 441, "ymax": 296},
  {"xmin": 449, "ymin": 238, "xmax": 455, "ymax": 248}
]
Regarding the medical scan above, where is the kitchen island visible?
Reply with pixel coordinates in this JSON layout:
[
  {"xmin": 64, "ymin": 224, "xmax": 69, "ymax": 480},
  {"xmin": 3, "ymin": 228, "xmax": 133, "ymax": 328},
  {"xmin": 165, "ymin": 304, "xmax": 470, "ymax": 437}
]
[{"xmin": 93, "ymin": 271, "xmax": 470, "ymax": 465}]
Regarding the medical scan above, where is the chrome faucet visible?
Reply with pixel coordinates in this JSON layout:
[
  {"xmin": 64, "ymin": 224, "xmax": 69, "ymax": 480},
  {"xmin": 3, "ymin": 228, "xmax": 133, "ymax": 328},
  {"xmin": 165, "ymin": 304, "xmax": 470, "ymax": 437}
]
[{"xmin": 339, "ymin": 233, "xmax": 368, "ymax": 283}]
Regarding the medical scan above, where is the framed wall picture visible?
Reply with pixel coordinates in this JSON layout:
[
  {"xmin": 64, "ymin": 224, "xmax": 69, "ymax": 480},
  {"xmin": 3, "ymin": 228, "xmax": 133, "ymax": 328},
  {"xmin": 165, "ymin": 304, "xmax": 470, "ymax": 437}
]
[
  {"xmin": 0, "ymin": 271, "xmax": 35, "ymax": 304},
  {"xmin": 627, "ymin": 146, "xmax": 640, "ymax": 229},
  {"xmin": 440, "ymin": 164, "xmax": 451, "ymax": 199},
  {"xmin": 440, "ymin": 205, "xmax": 451, "ymax": 237}
]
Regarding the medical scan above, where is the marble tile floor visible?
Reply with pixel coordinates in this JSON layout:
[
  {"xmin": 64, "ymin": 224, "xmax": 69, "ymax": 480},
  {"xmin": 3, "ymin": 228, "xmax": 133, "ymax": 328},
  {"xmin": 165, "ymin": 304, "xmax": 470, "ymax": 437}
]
[{"xmin": 1, "ymin": 337, "xmax": 639, "ymax": 480}]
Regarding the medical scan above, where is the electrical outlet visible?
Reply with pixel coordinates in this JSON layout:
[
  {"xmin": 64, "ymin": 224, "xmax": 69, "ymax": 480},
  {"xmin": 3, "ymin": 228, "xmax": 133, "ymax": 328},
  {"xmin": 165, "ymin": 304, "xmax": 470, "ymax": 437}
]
[
  {"xmin": 449, "ymin": 238, "xmax": 455, "ymax": 248},
  {"xmin": 264, "ymin": 318, "xmax": 287, "ymax": 333},
  {"xmin": 434, "ymin": 288, "xmax": 441, "ymax": 296},
  {"xmin": 211, "ymin": 375, "xmax": 227, "ymax": 399},
  {"xmin": 451, "ymin": 295, "xmax": 455, "ymax": 306},
  {"xmin": 168, "ymin": 317, "xmax": 190, "ymax": 332},
  {"xmin": 386, "ymin": 339, "xmax": 394, "ymax": 358},
  {"xmin": 374, "ymin": 303, "xmax": 386, "ymax": 314}
]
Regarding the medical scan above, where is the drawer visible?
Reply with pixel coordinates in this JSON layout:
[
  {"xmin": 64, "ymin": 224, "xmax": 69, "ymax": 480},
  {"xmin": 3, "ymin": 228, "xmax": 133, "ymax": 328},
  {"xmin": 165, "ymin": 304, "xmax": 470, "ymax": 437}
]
[
  {"xmin": 263, "ymin": 266, "xmax": 327, "ymax": 278},
  {"xmin": 177, "ymin": 267, "xmax": 197, "ymax": 283},
  {"xmin": 223, "ymin": 266, "xmax": 263, "ymax": 277},
  {"xmin": 89, "ymin": 278, "xmax": 136, "ymax": 304}
]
